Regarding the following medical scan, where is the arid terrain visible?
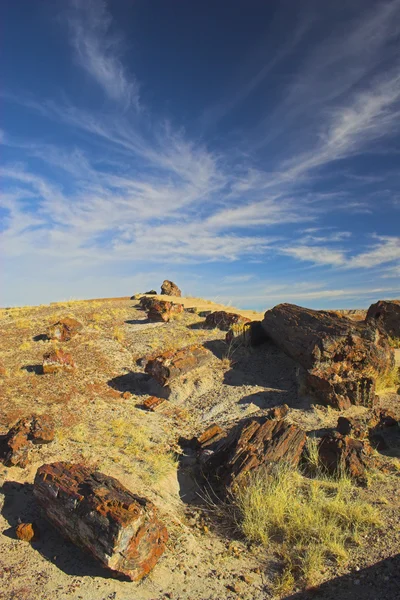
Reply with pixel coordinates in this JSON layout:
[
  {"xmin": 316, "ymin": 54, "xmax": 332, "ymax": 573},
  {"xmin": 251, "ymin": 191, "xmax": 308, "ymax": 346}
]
[{"xmin": 0, "ymin": 293, "xmax": 399, "ymax": 600}]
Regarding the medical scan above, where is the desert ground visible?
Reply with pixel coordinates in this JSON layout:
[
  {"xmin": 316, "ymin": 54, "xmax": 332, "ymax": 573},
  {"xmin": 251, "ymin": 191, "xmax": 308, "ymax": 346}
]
[{"xmin": 0, "ymin": 293, "xmax": 399, "ymax": 600}]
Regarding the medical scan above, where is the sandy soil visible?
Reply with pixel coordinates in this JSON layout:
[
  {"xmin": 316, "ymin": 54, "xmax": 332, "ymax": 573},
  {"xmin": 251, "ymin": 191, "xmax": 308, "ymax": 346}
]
[{"xmin": 0, "ymin": 296, "xmax": 399, "ymax": 600}]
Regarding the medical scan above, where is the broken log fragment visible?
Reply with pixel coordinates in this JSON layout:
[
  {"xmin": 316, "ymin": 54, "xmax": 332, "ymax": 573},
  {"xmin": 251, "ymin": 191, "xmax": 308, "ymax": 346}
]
[
  {"xmin": 366, "ymin": 300, "xmax": 400, "ymax": 339},
  {"xmin": 160, "ymin": 280, "xmax": 182, "ymax": 297},
  {"xmin": 204, "ymin": 311, "xmax": 251, "ymax": 331},
  {"xmin": 262, "ymin": 303, "xmax": 394, "ymax": 409},
  {"xmin": 204, "ymin": 418, "xmax": 306, "ymax": 491},
  {"xmin": 0, "ymin": 414, "xmax": 55, "ymax": 467},
  {"xmin": 43, "ymin": 349, "xmax": 75, "ymax": 374},
  {"xmin": 145, "ymin": 345, "xmax": 212, "ymax": 386},
  {"xmin": 142, "ymin": 396, "xmax": 167, "ymax": 412},
  {"xmin": 33, "ymin": 462, "xmax": 168, "ymax": 581},
  {"xmin": 317, "ymin": 432, "xmax": 371, "ymax": 482},
  {"xmin": 47, "ymin": 317, "xmax": 83, "ymax": 342},
  {"xmin": 146, "ymin": 299, "xmax": 184, "ymax": 322}
]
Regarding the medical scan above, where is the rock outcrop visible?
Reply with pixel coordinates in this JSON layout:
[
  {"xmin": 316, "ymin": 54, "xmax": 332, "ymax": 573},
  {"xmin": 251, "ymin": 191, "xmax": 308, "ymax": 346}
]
[
  {"xmin": 33, "ymin": 462, "xmax": 168, "ymax": 581},
  {"xmin": 204, "ymin": 417, "xmax": 306, "ymax": 490},
  {"xmin": 262, "ymin": 303, "xmax": 394, "ymax": 409},
  {"xmin": 366, "ymin": 300, "xmax": 400, "ymax": 340},
  {"xmin": 145, "ymin": 345, "xmax": 212, "ymax": 386},
  {"xmin": 47, "ymin": 317, "xmax": 83, "ymax": 342},
  {"xmin": 43, "ymin": 349, "xmax": 75, "ymax": 373},
  {"xmin": 160, "ymin": 280, "xmax": 181, "ymax": 297},
  {"xmin": 0, "ymin": 414, "xmax": 55, "ymax": 467},
  {"xmin": 204, "ymin": 311, "xmax": 251, "ymax": 332}
]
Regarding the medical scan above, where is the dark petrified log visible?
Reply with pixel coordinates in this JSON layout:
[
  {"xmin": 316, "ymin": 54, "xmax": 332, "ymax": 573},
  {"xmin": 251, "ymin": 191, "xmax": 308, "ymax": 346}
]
[
  {"xmin": 204, "ymin": 311, "xmax": 251, "ymax": 332},
  {"xmin": 145, "ymin": 345, "xmax": 212, "ymax": 386},
  {"xmin": 160, "ymin": 280, "xmax": 182, "ymax": 297},
  {"xmin": 33, "ymin": 462, "xmax": 168, "ymax": 581},
  {"xmin": 225, "ymin": 320, "xmax": 269, "ymax": 347},
  {"xmin": 0, "ymin": 414, "xmax": 55, "ymax": 467},
  {"xmin": 262, "ymin": 303, "xmax": 394, "ymax": 409},
  {"xmin": 317, "ymin": 432, "xmax": 371, "ymax": 481},
  {"xmin": 366, "ymin": 300, "xmax": 400, "ymax": 339}
]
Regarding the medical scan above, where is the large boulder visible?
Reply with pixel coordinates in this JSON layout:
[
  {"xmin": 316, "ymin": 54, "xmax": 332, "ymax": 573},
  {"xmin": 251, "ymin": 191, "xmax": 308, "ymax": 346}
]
[
  {"xmin": 34, "ymin": 462, "xmax": 168, "ymax": 581},
  {"xmin": 160, "ymin": 280, "xmax": 181, "ymax": 297},
  {"xmin": 262, "ymin": 303, "xmax": 394, "ymax": 409},
  {"xmin": 366, "ymin": 300, "xmax": 400, "ymax": 340}
]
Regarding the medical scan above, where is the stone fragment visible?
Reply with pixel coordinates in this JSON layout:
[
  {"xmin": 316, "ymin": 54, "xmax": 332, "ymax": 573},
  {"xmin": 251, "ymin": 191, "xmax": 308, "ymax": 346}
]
[
  {"xmin": 197, "ymin": 424, "xmax": 226, "ymax": 448},
  {"xmin": 142, "ymin": 396, "xmax": 167, "ymax": 412},
  {"xmin": 226, "ymin": 320, "xmax": 269, "ymax": 347},
  {"xmin": 34, "ymin": 462, "xmax": 168, "ymax": 581},
  {"xmin": 205, "ymin": 418, "xmax": 307, "ymax": 490},
  {"xmin": 337, "ymin": 408, "xmax": 397, "ymax": 439},
  {"xmin": 366, "ymin": 300, "xmax": 400, "ymax": 340},
  {"xmin": 43, "ymin": 349, "xmax": 75, "ymax": 374},
  {"xmin": 145, "ymin": 345, "xmax": 212, "ymax": 386},
  {"xmin": 146, "ymin": 299, "xmax": 184, "ymax": 323},
  {"xmin": 0, "ymin": 414, "xmax": 55, "ymax": 467},
  {"xmin": 262, "ymin": 303, "xmax": 394, "ymax": 409},
  {"xmin": 317, "ymin": 432, "xmax": 371, "ymax": 480},
  {"xmin": 16, "ymin": 522, "xmax": 38, "ymax": 542},
  {"xmin": 204, "ymin": 311, "xmax": 251, "ymax": 332},
  {"xmin": 266, "ymin": 404, "xmax": 290, "ymax": 420},
  {"xmin": 160, "ymin": 280, "xmax": 182, "ymax": 297},
  {"xmin": 47, "ymin": 317, "xmax": 83, "ymax": 342}
]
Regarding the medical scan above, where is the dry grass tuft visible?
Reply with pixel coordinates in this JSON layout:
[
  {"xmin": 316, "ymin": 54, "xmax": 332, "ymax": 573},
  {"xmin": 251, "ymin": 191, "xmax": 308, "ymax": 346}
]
[
  {"xmin": 374, "ymin": 365, "xmax": 400, "ymax": 393},
  {"xmin": 234, "ymin": 464, "xmax": 381, "ymax": 593}
]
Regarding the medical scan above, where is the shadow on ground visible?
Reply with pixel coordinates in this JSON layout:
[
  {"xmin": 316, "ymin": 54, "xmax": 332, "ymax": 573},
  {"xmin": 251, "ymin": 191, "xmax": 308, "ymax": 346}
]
[
  {"xmin": 107, "ymin": 372, "xmax": 152, "ymax": 396},
  {"xmin": 22, "ymin": 365, "xmax": 44, "ymax": 375},
  {"xmin": 0, "ymin": 481, "xmax": 129, "ymax": 580},
  {"xmin": 32, "ymin": 334, "xmax": 48, "ymax": 342},
  {"xmin": 285, "ymin": 554, "xmax": 400, "ymax": 600}
]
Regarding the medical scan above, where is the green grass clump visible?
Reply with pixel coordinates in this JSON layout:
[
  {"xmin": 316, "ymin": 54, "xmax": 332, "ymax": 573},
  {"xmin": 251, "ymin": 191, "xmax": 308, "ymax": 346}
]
[{"xmin": 234, "ymin": 464, "xmax": 381, "ymax": 593}]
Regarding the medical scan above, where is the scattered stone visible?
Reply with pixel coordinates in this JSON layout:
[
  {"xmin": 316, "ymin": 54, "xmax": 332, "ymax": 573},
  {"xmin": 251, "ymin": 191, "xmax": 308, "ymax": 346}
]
[
  {"xmin": 0, "ymin": 414, "xmax": 55, "ymax": 467},
  {"xmin": 47, "ymin": 317, "xmax": 83, "ymax": 342},
  {"xmin": 266, "ymin": 404, "xmax": 290, "ymax": 420},
  {"xmin": 205, "ymin": 418, "xmax": 307, "ymax": 490},
  {"xmin": 204, "ymin": 311, "xmax": 251, "ymax": 332},
  {"xmin": 43, "ymin": 349, "xmax": 75, "ymax": 374},
  {"xmin": 197, "ymin": 424, "xmax": 227, "ymax": 448},
  {"xmin": 226, "ymin": 320, "xmax": 269, "ymax": 347},
  {"xmin": 366, "ymin": 300, "xmax": 400, "ymax": 340},
  {"xmin": 145, "ymin": 345, "xmax": 212, "ymax": 386},
  {"xmin": 142, "ymin": 396, "xmax": 167, "ymax": 412},
  {"xmin": 317, "ymin": 432, "xmax": 371, "ymax": 481},
  {"xmin": 16, "ymin": 522, "xmax": 38, "ymax": 542},
  {"xmin": 147, "ymin": 299, "xmax": 184, "ymax": 323},
  {"xmin": 262, "ymin": 303, "xmax": 394, "ymax": 409},
  {"xmin": 33, "ymin": 462, "xmax": 168, "ymax": 581},
  {"xmin": 160, "ymin": 280, "xmax": 182, "ymax": 297}
]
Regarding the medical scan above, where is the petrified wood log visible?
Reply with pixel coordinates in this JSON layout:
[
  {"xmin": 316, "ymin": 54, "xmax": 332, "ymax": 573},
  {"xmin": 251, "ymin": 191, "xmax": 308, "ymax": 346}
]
[
  {"xmin": 225, "ymin": 321, "xmax": 269, "ymax": 347},
  {"xmin": 43, "ymin": 349, "xmax": 75, "ymax": 373},
  {"xmin": 204, "ymin": 418, "xmax": 306, "ymax": 490},
  {"xmin": 47, "ymin": 317, "xmax": 83, "ymax": 342},
  {"xmin": 204, "ymin": 311, "xmax": 251, "ymax": 331},
  {"xmin": 160, "ymin": 280, "xmax": 181, "ymax": 297},
  {"xmin": 145, "ymin": 345, "xmax": 212, "ymax": 386},
  {"xmin": 317, "ymin": 432, "xmax": 371, "ymax": 481},
  {"xmin": 0, "ymin": 414, "xmax": 55, "ymax": 467},
  {"xmin": 33, "ymin": 462, "xmax": 168, "ymax": 581},
  {"xmin": 262, "ymin": 303, "xmax": 394, "ymax": 409},
  {"xmin": 366, "ymin": 300, "xmax": 400, "ymax": 339},
  {"xmin": 146, "ymin": 299, "xmax": 184, "ymax": 322}
]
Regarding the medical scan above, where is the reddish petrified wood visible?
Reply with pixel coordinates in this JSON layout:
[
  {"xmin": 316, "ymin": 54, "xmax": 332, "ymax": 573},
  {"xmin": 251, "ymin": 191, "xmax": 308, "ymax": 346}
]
[
  {"xmin": 34, "ymin": 462, "xmax": 168, "ymax": 581},
  {"xmin": 16, "ymin": 522, "xmax": 38, "ymax": 542},
  {"xmin": 205, "ymin": 418, "xmax": 306, "ymax": 490},
  {"xmin": 47, "ymin": 317, "xmax": 83, "ymax": 342},
  {"xmin": 317, "ymin": 432, "xmax": 371, "ymax": 481},
  {"xmin": 160, "ymin": 280, "xmax": 181, "ymax": 297},
  {"xmin": 145, "ymin": 345, "xmax": 211, "ymax": 386},
  {"xmin": 204, "ymin": 311, "xmax": 251, "ymax": 332},
  {"xmin": 197, "ymin": 424, "xmax": 226, "ymax": 448},
  {"xmin": 262, "ymin": 303, "xmax": 394, "ymax": 409},
  {"xmin": 0, "ymin": 414, "xmax": 55, "ymax": 467},
  {"xmin": 366, "ymin": 300, "xmax": 400, "ymax": 339},
  {"xmin": 146, "ymin": 299, "xmax": 184, "ymax": 323},
  {"xmin": 142, "ymin": 396, "xmax": 167, "ymax": 412},
  {"xmin": 43, "ymin": 349, "xmax": 75, "ymax": 374}
]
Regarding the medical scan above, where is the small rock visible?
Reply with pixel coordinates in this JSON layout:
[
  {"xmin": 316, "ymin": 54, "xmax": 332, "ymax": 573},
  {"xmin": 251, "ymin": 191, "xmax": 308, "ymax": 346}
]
[
  {"xmin": 43, "ymin": 349, "xmax": 75, "ymax": 374},
  {"xmin": 16, "ymin": 522, "xmax": 38, "ymax": 542},
  {"xmin": 47, "ymin": 317, "xmax": 83, "ymax": 342}
]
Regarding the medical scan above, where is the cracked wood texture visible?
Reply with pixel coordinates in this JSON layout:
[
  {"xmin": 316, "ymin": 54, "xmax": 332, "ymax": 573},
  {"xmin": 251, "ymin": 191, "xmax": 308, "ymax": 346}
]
[
  {"xmin": 33, "ymin": 462, "xmax": 168, "ymax": 581},
  {"xmin": 145, "ymin": 345, "xmax": 211, "ymax": 386},
  {"xmin": 262, "ymin": 303, "xmax": 395, "ymax": 409}
]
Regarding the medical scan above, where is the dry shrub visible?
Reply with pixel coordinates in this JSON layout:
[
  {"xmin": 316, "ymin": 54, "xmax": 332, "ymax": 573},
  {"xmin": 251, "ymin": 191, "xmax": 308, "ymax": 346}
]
[{"xmin": 233, "ymin": 464, "xmax": 381, "ymax": 593}]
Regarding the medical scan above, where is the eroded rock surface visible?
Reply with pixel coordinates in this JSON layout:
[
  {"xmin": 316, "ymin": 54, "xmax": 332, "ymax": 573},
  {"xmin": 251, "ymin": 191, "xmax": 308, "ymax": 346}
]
[
  {"xmin": 262, "ymin": 303, "xmax": 394, "ymax": 409},
  {"xmin": 33, "ymin": 462, "xmax": 168, "ymax": 581}
]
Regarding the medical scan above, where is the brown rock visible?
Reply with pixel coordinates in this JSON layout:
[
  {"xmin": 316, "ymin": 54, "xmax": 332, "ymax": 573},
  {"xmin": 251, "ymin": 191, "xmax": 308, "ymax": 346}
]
[
  {"xmin": 0, "ymin": 414, "xmax": 55, "ymax": 467},
  {"xmin": 145, "ymin": 345, "xmax": 212, "ymax": 386},
  {"xmin": 160, "ymin": 280, "xmax": 181, "ymax": 297},
  {"xmin": 317, "ymin": 432, "xmax": 371, "ymax": 481},
  {"xmin": 43, "ymin": 349, "xmax": 75, "ymax": 374},
  {"xmin": 366, "ymin": 300, "xmax": 400, "ymax": 340},
  {"xmin": 204, "ymin": 311, "xmax": 251, "ymax": 332},
  {"xmin": 142, "ymin": 396, "xmax": 167, "ymax": 412},
  {"xmin": 47, "ymin": 317, "xmax": 83, "ymax": 342},
  {"xmin": 197, "ymin": 424, "xmax": 226, "ymax": 448},
  {"xmin": 146, "ymin": 299, "xmax": 184, "ymax": 323},
  {"xmin": 16, "ymin": 522, "xmax": 38, "ymax": 542},
  {"xmin": 262, "ymin": 303, "xmax": 394, "ymax": 409},
  {"xmin": 337, "ymin": 408, "xmax": 397, "ymax": 439},
  {"xmin": 205, "ymin": 418, "xmax": 306, "ymax": 490},
  {"xmin": 34, "ymin": 462, "xmax": 168, "ymax": 581}
]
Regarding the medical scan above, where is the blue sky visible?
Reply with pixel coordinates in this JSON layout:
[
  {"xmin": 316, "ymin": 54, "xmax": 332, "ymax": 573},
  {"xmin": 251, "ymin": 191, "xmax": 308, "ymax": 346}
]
[{"xmin": 1, "ymin": 0, "xmax": 400, "ymax": 309}]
